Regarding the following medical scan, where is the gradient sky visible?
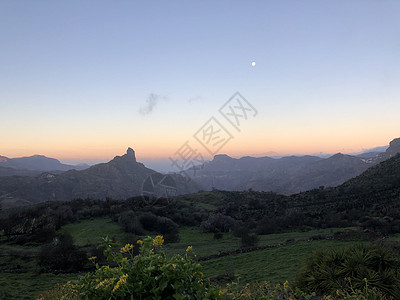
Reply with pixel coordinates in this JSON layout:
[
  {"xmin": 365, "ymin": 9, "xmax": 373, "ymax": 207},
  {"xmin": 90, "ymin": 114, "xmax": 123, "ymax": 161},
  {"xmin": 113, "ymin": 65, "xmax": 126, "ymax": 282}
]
[{"xmin": 1, "ymin": 1, "xmax": 399, "ymax": 170}]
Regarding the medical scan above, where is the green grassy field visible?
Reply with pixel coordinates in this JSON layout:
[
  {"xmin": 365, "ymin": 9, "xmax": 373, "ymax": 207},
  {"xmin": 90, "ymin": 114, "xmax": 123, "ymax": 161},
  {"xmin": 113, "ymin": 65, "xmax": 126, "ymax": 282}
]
[
  {"xmin": 0, "ymin": 217, "xmax": 126, "ymax": 299},
  {"xmin": 164, "ymin": 226, "xmax": 352, "ymax": 257},
  {"xmin": 201, "ymin": 239, "xmax": 357, "ymax": 283},
  {"xmin": 0, "ymin": 218, "xmax": 365, "ymax": 299},
  {"xmin": 164, "ymin": 226, "xmax": 359, "ymax": 283},
  {"xmin": 58, "ymin": 217, "xmax": 126, "ymax": 246},
  {"xmin": 0, "ymin": 273, "xmax": 76, "ymax": 300}
]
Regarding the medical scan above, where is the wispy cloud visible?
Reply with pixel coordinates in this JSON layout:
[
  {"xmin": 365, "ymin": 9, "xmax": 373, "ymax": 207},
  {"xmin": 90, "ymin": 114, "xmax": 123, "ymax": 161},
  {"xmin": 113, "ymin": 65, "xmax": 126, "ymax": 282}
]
[
  {"xmin": 139, "ymin": 93, "xmax": 168, "ymax": 115},
  {"xmin": 187, "ymin": 95, "xmax": 202, "ymax": 103}
]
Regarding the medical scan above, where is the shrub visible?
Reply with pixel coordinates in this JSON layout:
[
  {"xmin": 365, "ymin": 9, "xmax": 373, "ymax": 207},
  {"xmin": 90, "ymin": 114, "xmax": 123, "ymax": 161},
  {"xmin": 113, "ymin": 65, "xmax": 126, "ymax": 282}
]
[
  {"xmin": 38, "ymin": 233, "xmax": 86, "ymax": 272},
  {"xmin": 255, "ymin": 217, "xmax": 281, "ymax": 235},
  {"xmin": 295, "ymin": 243, "xmax": 400, "ymax": 298},
  {"xmin": 51, "ymin": 236, "xmax": 221, "ymax": 299},
  {"xmin": 240, "ymin": 232, "xmax": 259, "ymax": 248},
  {"xmin": 200, "ymin": 213, "xmax": 235, "ymax": 233},
  {"xmin": 32, "ymin": 224, "xmax": 56, "ymax": 243},
  {"xmin": 214, "ymin": 231, "xmax": 223, "ymax": 239},
  {"xmin": 118, "ymin": 211, "xmax": 143, "ymax": 234}
]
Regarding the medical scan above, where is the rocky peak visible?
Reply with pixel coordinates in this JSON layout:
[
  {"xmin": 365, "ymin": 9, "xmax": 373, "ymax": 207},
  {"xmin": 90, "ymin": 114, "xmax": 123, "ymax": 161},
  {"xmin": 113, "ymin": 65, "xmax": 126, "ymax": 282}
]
[
  {"xmin": 213, "ymin": 154, "xmax": 232, "ymax": 161},
  {"xmin": 110, "ymin": 147, "xmax": 137, "ymax": 163},
  {"xmin": 126, "ymin": 147, "xmax": 136, "ymax": 161},
  {"xmin": 386, "ymin": 138, "xmax": 400, "ymax": 157}
]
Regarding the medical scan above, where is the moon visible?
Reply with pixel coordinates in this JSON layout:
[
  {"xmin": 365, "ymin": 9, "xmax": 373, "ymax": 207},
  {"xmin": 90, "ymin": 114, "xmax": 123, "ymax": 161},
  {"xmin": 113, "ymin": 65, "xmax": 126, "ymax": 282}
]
[{"xmin": 251, "ymin": 61, "xmax": 256, "ymax": 67}]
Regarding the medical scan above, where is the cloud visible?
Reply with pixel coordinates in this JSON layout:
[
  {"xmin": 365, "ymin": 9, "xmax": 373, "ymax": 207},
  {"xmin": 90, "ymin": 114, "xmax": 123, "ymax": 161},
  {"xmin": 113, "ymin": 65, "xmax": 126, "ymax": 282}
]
[
  {"xmin": 187, "ymin": 95, "xmax": 202, "ymax": 103},
  {"xmin": 139, "ymin": 93, "xmax": 168, "ymax": 115}
]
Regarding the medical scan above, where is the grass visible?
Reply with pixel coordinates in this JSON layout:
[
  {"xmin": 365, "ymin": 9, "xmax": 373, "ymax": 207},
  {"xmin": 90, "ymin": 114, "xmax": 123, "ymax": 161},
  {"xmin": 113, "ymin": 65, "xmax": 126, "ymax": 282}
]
[
  {"xmin": 0, "ymin": 217, "xmax": 125, "ymax": 299},
  {"xmin": 58, "ymin": 217, "xmax": 126, "ymax": 246},
  {"xmin": 0, "ymin": 272, "xmax": 76, "ymax": 300},
  {"xmin": 200, "ymin": 239, "xmax": 358, "ymax": 284},
  {"xmin": 164, "ymin": 226, "xmax": 354, "ymax": 257},
  {"xmin": 163, "ymin": 226, "xmax": 362, "ymax": 284},
  {"xmin": 0, "ymin": 219, "xmax": 365, "ymax": 298},
  {"xmin": 0, "ymin": 238, "xmax": 40, "ymax": 272},
  {"xmin": 165, "ymin": 227, "xmax": 239, "ymax": 257},
  {"xmin": 386, "ymin": 233, "xmax": 400, "ymax": 242}
]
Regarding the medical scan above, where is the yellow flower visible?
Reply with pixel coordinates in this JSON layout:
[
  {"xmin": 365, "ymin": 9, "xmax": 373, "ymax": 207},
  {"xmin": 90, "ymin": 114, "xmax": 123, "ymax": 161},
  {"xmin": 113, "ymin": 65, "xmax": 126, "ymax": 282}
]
[
  {"xmin": 96, "ymin": 278, "xmax": 115, "ymax": 290},
  {"xmin": 88, "ymin": 256, "xmax": 97, "ymax": 261},
  {"xmin": 283, "ymin": 280, "xmax": 289, "ymax": 290},
  {"xmin": 120, "ymin": 243, "xmax": 134, "ymax": 253},
  {"xmin": 219, "ymin": 288, "xmax": 227, "ymax": 296},
  {"xmin": 153, "ymin": 235, "xmax": 164, "ymax": 247},
  {"xmin": 137, "ymin": 239, "xmax": 143, "ymax": 245},
  {"xmin": 112, "ymin": 274, "xmax": 128, "ymax": 292},
  {"xmin": 186, "ymin": 245, "xmax": 193, "ymax": 252},
  {"xmin": 171, "ymin": 264, "xmax": 176, "ymax": 268}
]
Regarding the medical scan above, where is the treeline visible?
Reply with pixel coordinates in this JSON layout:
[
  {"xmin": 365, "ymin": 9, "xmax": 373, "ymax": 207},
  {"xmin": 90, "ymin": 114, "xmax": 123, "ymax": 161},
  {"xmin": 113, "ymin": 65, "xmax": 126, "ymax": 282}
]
[
  {"xmin": 0, "ymin": 196, "xmax": 208, "ymax": 245},
  {"xmin": 2, "ymin": 181, "xmax": 400, "ymax": 252}
]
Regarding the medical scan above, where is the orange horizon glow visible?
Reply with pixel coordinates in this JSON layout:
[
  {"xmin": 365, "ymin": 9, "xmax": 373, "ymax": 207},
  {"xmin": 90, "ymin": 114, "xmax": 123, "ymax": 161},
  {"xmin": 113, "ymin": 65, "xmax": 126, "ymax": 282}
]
[{"xmin": 0, "ymin": 133, "xmax": 393, "ymax": 163}]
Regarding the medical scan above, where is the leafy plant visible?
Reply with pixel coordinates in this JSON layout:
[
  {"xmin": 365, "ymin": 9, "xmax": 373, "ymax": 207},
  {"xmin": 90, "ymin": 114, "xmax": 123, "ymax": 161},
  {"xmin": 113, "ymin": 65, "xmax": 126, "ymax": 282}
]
[
  {"xmin": 42, "ymin": 235, "xmax": 221, "ymax": 299},
  {"xmin": 294, "ymin": 243, "xmax": 400, "ymax": 298}
]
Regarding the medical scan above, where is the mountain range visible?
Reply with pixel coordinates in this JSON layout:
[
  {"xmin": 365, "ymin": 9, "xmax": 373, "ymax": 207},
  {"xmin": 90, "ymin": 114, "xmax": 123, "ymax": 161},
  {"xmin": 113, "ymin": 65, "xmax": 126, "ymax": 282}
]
[
  {"xmin": 0, "ymin": 138, "xmax": 399, "ymax": 209},
  {"xmin": 0, "ymin": 154, "xmax": 89, "ymax": 176},
  {"xmin": 186, "ymin": 137, "xmax": 400, "ymax": 194},
  {"xmin": 0, "ymin": 148, "xmax": 199, "ymax": 209}
]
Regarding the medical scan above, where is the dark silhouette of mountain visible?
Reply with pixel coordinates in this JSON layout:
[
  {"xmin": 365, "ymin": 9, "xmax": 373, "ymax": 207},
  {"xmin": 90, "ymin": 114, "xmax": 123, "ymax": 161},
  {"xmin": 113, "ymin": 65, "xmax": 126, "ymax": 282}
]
[
  {"xmin": 0, "ymin": 154, "xmax": 90, "ymax": 173},
  {"xmin": 378, "ymin": 138, "xmax": 400, "ymax": 160},
  {"xmin": 0, "ymin": 148, "xmax": 200, "ymax": 209},
  {"xmin": 0, "ymin": 166, "xmax": 42, "ymax": 177},
  {"xmin": 288, "ymin": 151, "xmax": 400, "ymax": 219},
  {"xmin": 339, "ymin": 152, "xmax": 400, "ymax": 196},
  {"xmin": 188, "ymin": 137, "xmax": 400, "ymax": 195}
]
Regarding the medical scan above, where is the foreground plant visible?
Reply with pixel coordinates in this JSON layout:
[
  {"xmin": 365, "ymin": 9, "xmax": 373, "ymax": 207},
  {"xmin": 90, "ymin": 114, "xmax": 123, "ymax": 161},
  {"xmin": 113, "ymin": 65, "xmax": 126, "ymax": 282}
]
[
  {"xmin": 294, "ymin": 243, "xmax": 400, "ymax": 299},
  {"xmin": 37, "ymin": 239, "xmax": 397, "ymax": 299},
  {"xmin": 39, "ymin": 235, "xmax": 220, "ymax": 299}
]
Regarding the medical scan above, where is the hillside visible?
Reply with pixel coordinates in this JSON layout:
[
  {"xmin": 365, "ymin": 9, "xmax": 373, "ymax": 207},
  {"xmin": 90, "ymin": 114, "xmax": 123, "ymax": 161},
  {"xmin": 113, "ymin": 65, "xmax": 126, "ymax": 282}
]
[
  {"xmin": 0, "ymin": 148, "xmax": 199, "ymax": 208},
  {"xmin": 0, "ymin": 166, "xmax": 42, "ymax": 177},
  {"xmin": 0, "ymin": 154, "xmax": 89, "ymax": 173},
  {"xmin": 188, "ymin": 137, "xmax": 400, "ymax": 194}
]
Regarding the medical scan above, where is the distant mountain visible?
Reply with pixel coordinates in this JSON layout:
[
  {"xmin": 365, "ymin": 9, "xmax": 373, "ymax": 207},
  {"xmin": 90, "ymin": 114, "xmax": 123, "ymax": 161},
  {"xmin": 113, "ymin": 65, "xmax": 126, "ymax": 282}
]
[
  {"xmin": 0, "ymin": 148, "xmax": 200, "ymax": 209},
  {"xmin": 187, "ymin": 137, "xmax": 400, "ymax": 195},
  {"xmin": 379, "ymin": 138, "xmax": 400, "ymax": 160},
  {"xmin": 0, "ymin": 166, "xmax": 42, "ymax": 177},
  {"xmin": 288, "ymin": 151, "xmax": 400, "ymax": 219},
  {"xmin": 0, "ymin": 154, "xmax": 90, "ymax": 174}
]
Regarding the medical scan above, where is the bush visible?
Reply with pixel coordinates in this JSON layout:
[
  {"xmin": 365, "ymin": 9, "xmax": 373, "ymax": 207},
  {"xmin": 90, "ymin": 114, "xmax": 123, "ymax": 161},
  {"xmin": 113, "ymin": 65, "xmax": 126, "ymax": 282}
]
[
  {"xmin": 255, "ymin": 217, "xmax": 281, "ymax": 235},
  {"xmin": 200, "ymin": 213, "xmax": 235, "ymax": 233},
  {"xmin": 38, "ymin": 233, "xmax": 86, "ymax": 272},
  {"xmin": 214, "ymin": 232, "xmax": 223, "ymax": 240},
  {"xmin": 240, "ymin": 232, "xmax": 259, "ymax": 248},
  {"xmin": 118, "ymin": 211, "xmax": 143, "ymax": 234},
  {"xmin": 295, "ymin": 243, "xmax": 400, "ymax": 299},
  {"xmin": 32, "ymin": 224, "xmax": 56, "ymax": 243},
  {"xmin": 49, "ymin": 236, "xmax": 221, "ymax": 299},
  {"xmin": 136, "ymin": 213, "xmax": 179, "ymax": 243}
]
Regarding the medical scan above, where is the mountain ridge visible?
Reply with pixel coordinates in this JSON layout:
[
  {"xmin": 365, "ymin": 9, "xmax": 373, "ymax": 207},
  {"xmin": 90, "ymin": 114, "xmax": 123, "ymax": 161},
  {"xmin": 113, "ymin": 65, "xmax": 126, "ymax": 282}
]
[
  {"xmin": 187, "ymin": 137, "xmax": 400, "ymax": 194},
  {"xmin": 0, "ymin": 148, "xmax": 199, "ymax": 209},
  {"xmin": 0, "ymin": 154, "xmax": 90, "ymax": 173}
]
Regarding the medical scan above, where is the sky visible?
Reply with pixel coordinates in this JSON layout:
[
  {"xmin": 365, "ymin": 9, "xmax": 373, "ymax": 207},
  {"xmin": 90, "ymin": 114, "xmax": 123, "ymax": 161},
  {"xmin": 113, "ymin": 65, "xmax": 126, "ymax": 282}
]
[{"xmin": 1, "ymin": 1, "xmax": 399, "ymax": 171}]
